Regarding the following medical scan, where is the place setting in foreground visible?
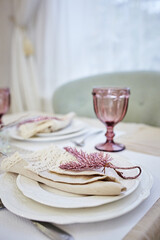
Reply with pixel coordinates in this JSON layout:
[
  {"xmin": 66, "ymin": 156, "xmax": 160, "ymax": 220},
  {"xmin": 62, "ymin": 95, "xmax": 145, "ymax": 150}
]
[{"xmin": 0, "ymin": 144, "xmax": 153, "ymax": 224}]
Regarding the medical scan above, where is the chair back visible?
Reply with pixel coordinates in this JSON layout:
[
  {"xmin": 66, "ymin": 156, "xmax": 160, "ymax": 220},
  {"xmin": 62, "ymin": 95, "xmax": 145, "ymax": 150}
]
[{"xmin": 53, "ymin": 71, "xmax": 160, "ymax": 127}]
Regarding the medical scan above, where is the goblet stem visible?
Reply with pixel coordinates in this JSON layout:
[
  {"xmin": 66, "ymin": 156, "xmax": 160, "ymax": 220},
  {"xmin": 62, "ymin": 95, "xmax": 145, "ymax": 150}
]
[
  {"xmin": 105, "ymin": 125, "xmax": 115, "ymax": 143},
  {"xmin": 95, "ymin": 124, "xmax": 125, "ymax": 152}
]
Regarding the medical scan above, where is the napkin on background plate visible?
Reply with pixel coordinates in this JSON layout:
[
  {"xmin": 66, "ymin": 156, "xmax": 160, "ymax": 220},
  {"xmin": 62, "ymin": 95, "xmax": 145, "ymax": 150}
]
[
  {"xmin": 0, "ymin": 145, "xmax": 126, "ymax": 196},
  {"xmin": 17, "ymin": 112, "xmax": 75, "ymax": 139}
]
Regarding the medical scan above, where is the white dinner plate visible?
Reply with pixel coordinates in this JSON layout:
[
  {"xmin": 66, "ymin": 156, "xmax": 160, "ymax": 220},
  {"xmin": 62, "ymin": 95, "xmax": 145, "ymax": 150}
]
[
  {"xmin": 9, "ymin": 121, "xmax": 88, "ymax": 142},
  {"xmin": 0, "ymin": 170, "xmax": 153, "ymax": 224},
  {"xmin": 16, "ymin": 172, "xmax": 139, "ymax": 208}
]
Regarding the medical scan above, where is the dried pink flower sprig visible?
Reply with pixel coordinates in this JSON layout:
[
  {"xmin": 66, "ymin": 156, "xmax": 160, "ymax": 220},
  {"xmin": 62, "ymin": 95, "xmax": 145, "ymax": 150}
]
[
  {"xmin": 18, "ymin": 116, "xmax": 61, "ymax": 127},
  {"xmin": 60, "ymin": 147, "xmax": 141, "ymax": 179},
  {"xmin": 61, "ymin": 147, "xmax": 113, "ymax": 170}
]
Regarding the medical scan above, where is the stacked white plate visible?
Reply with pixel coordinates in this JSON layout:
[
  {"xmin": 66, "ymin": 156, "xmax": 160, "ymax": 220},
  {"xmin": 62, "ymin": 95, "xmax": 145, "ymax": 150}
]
[
  {"xmin": 9, "ymin": 119, "xmax": 88, "ymax": 142},
  {"xmin": 0, "ymin": 166, "xmax": 153, "ymax": 224}
]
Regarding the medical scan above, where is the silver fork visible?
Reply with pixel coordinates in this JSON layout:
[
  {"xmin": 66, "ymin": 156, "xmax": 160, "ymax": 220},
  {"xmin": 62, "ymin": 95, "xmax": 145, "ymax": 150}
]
[
  {"xmin": 71, "ymin": 129, "xmax": 104, "ymax": 147},
  {"xmin": 0, "ymin": 198, "xmax": 74, "ymax": 240}
]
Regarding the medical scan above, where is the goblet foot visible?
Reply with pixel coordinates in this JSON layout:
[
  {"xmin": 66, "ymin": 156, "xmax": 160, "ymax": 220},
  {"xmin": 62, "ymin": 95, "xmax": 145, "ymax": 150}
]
[{"xmin": 95, "ymin": 141, "xmax": 125, "ymax": 152}]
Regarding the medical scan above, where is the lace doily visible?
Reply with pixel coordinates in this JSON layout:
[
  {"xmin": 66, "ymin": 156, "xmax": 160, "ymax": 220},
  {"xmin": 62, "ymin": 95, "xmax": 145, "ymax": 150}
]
[{"xmin": 25, "ymin": 145, "xmax": 76, "ymax": 174}]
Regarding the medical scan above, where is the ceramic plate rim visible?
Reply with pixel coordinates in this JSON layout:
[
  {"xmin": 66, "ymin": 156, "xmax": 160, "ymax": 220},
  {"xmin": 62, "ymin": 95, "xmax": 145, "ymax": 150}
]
[
  {"xmin": 0, "ymin": 169, "xmax": 153, "ymax": 224},
  {"xmin": 16, "ymin": 174, "xmax": 140, "ymax": 208}
]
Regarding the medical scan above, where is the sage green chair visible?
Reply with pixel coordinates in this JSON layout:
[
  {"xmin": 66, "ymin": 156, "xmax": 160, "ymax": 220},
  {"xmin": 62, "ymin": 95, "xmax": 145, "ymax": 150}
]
[{"xmin": 53, "ymin": 71, "xmax": 160, "ymax": 127}]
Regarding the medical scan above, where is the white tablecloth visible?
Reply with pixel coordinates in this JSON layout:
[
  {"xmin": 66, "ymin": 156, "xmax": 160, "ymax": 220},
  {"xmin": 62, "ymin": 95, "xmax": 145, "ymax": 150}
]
[{"xmin": 0, "ymin": 117, "xmax": 160, "ymax": 240}]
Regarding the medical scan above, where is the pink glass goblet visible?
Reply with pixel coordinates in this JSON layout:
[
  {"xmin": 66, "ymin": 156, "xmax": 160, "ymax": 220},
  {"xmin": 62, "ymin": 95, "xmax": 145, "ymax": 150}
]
[
  {"xmin": 0, "ymin": 88, "xmax": 10, "ymax": 125},
  {"xmin": 92, "ymin": 87, "xmax": 130, "ymax": 152}
]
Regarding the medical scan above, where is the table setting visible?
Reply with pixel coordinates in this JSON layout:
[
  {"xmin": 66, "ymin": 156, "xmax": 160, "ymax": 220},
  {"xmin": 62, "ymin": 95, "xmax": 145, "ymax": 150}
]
[{"xmin": 0, "ymin": 87, "xmax": 160, "ymax": 240}]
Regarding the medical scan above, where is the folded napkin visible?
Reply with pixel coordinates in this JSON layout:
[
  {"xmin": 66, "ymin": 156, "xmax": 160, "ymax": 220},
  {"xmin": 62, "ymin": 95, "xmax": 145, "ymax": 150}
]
[
  {"xmin": 123, "ymin": 198, "xmax": 160, "ymax": 240},
  {"xmin": 18, "ymin": 112, "xmax": 75, "ymax": 139},
  {"xmin": 1, "ymin": 145, "xmax": 128, "ymax": 196}
]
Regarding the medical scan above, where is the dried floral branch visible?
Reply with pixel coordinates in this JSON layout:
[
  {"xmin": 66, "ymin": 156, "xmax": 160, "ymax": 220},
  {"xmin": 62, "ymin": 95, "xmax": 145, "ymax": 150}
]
[
  {"xmin": 60, "ymin": 147, "xmax": 112, "ymax": 171},
  {"xmin": 60, "ymin": 147, "xmax": 141, "ymax": 179},
  {"xmin": 17, "ymin": 116, "xmax": 61, "ymax": 127}
]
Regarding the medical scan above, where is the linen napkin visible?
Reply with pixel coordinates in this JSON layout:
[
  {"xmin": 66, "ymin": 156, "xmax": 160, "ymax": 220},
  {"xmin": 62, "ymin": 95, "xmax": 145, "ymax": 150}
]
[
  {"xmin": 18, "ymin": 112, "xmax": 75, "ymax": 139},
  {"xmin": 123, "ymin": 198, "xmax": 160, "ymax": 240},
  {"xmin": 0, "ymin": 145, "xmax": 127, "ymax": 196}
]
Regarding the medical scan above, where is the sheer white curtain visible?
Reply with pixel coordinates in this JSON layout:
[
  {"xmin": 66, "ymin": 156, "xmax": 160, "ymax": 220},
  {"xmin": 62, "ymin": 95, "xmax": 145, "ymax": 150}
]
[
  {"xmin": 10, "ymin": 0, "xmax": 42, "ymax": 113},
  {"xmin": 34, "ymin": 0, "xmax": 160, "ymax": 111},
  {"xmin": 4, "ymin": 0, "xmax": 160, "ymax": 113}
]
